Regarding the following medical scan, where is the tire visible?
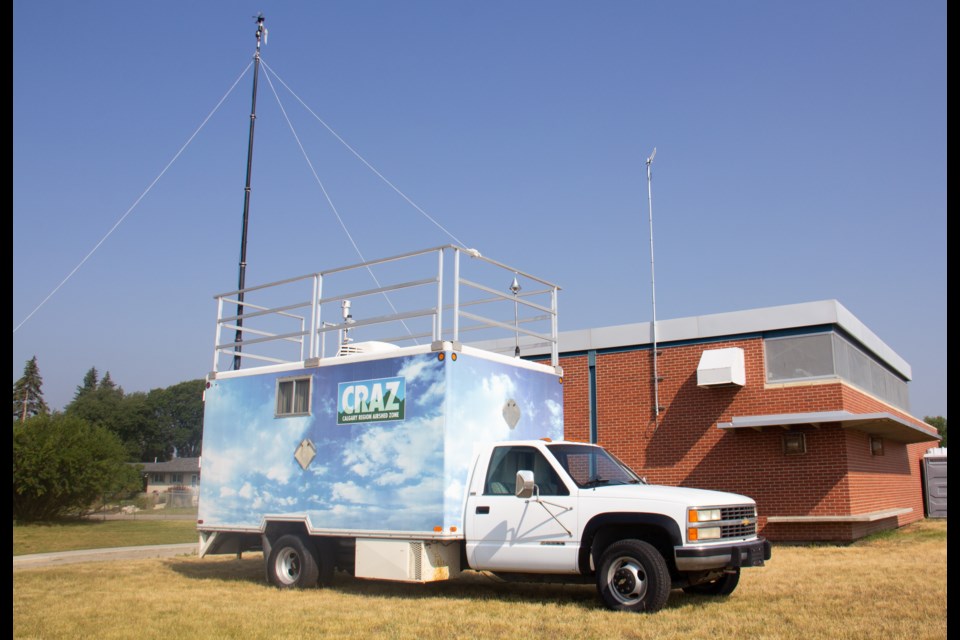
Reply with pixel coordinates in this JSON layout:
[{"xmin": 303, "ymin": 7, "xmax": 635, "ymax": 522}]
[
  {"xmin": 267, "ymin": 534, "xmax": 320, "ymax": 589},
  {"xmin": 596, "ymin": 539, "xmax": 671, "ymax": 613},
  {"xmin": 682, "ymin": 568, "xmax": 740, "ymax": 596}
]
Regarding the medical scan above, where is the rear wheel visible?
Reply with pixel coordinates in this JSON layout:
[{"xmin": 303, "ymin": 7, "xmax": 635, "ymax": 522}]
[
  {"xmin": 267, "ymin": 534, "xmax": 320, "ymax": 589},
  {"xmin": 683, "ymin": 568, "xmax": 740, "ymax": 596},
  {"xmin": 596, "ymin": 539, "xmax": 671, "ymax": 613}
]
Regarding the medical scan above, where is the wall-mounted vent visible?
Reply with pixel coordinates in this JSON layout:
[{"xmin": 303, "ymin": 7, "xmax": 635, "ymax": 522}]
[{"xmin": 697, "ymin": 347, "xmax": 746, "ymax": 387}]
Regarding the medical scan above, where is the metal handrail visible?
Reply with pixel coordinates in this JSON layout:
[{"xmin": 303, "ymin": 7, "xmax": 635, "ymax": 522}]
[{"xmin": 211, "ymin": 245, "xmax": 560, "ymax": 373}]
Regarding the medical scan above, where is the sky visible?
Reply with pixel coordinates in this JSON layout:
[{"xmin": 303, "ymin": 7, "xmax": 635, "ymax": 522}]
[{"xmin": 13, "ymin": 2, "xmax": 946, "ymax": 420}]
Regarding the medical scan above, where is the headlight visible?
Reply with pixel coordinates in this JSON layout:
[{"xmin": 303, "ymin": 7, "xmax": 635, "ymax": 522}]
[
  {"xmin": 689, "ymin": 526, "xmax": 722, "ymax": 541},
  {"xmin": 689, "ymin": 508, "xmax": 721, "ymax": 523}
]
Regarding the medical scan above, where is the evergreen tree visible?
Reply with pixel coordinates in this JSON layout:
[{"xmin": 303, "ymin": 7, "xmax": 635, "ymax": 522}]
[
  {"xmin": 74, "ymin": 367, "xmax": 99, "ymax": 401},
  {"xmin": 99, "ymin": 371, "xmax": 117, "ymax": 393},
  {"xmin": 13, "ymin": 356, "xmax": 48, "ymax": 422},
  {"xmin": 66, "ymin": 368, "xmax": 124, "ymax": 436}
]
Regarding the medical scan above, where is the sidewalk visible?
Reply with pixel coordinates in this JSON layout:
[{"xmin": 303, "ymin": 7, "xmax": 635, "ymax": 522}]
[{"xmin": 13, "ymin": 543, "xmax": 197, "ymax": 570}]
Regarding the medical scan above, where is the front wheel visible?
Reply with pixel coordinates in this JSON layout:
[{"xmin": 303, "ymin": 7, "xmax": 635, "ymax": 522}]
[
  {"xmin": 596, "ymin": 539, "xmax": 671, "ymax": 613},
  {"xmin": 683, "ymin": 568, "xmax": 740, "ymax": 596},
  {"xmin": 267, "ymin": 534, "xmax": 320, "ymax": 589}
]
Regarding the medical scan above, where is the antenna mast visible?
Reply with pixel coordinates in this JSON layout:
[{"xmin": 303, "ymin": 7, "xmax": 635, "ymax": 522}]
[
  {"xmin": 233, "ymin": 14, "xmax": 266, "ymax": 370},
  {"xmin": 646, "ymin": 148, "xmax": 661, "ymax": 418}
]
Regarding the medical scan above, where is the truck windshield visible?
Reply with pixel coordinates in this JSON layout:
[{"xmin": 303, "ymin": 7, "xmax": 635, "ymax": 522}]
[{"xmin": 546, "ymin": 443, "xmax": 645, "ymax": 488}]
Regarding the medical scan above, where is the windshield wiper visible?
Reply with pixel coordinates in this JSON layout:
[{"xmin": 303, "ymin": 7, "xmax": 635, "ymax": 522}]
[{"xmin": 581, "ymin": 477, "xmax": 610, "ymax": 488}]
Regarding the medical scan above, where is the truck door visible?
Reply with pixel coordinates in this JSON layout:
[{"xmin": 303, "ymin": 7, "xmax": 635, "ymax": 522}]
[{"xmin": 465, "ymin": 445, "xmax": 579, "ymax": 573}]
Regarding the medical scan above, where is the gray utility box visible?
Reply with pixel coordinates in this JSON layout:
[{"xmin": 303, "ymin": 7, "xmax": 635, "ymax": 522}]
[{"xmin": 922, "ymin": 447, "xmax": 947, "ymax": 518}]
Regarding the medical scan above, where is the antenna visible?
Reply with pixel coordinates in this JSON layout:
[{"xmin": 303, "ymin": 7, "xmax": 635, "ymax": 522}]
[
  {"xmin": 233, "ymin": 14, "xmax": 266, "ymax": 370},
  {"xmin": 646, "ymin": 147, "xmax": 661, "ymax": 418}
]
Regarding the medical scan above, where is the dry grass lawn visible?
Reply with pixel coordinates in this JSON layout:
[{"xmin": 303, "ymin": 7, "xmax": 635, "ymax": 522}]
[{"xmin": 13, "ymin": 519, "xmax": 946, "ymax": 640}]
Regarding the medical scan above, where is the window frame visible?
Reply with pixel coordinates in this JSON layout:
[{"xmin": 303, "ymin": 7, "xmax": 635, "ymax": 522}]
[
  {"xmin": 275, "ymin": 375, "xmax": 313, "ymax": 418},
  {"xmin": 782, "ymin": 432, "xmax": 807, "ymax": 455}
]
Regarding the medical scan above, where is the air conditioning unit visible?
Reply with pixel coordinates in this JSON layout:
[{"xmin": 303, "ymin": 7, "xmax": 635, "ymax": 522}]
[
  {"xmin": 697, "ymin": 347, "xmax": 746, "ymax": 387},
  {"xmin": 336, "ymin": 341, "xmax": 402, "ymax": 357}
]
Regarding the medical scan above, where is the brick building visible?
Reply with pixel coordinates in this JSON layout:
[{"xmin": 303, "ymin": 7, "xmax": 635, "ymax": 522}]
[{"xmin": 491, "ymin": 299, "xmax": 940, "ymax": 543}]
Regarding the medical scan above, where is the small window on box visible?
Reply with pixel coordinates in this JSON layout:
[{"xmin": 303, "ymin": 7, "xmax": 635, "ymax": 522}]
[
  {"xmin": 276, "ymin": 376, "xmax": 312, "ymax": 417},
  {"xmin": 783, "ymin": 432, "xmax": 806, "ymax": 455},
  {"xmin": 870, "ymin": 436, "xmax": 884, "ymax": 456}
]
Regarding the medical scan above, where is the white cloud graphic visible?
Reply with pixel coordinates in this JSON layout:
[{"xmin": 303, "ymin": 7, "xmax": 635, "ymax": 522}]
[{"xmin": 331, "ymin": 481, "xmax": 366, "ymax": 504}]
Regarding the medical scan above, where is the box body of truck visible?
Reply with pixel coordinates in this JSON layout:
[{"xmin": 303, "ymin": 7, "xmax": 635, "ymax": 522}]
[{"xmin": 198, "ymin": 343, "xmax": 563, "ymax": 541}]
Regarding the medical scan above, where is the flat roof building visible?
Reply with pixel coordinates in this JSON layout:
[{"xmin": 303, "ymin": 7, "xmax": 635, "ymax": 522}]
[{"xmin": 485, "ymin": 299, "xmax": 940, "ymax": 542}]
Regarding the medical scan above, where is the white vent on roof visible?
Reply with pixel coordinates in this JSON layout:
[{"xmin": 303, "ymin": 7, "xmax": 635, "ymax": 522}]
[
  {"xmin": 697, "ymin": 347, "xmax": 746, "ymax": 387},
  {"xmin": 336, "ymin": 341, "xmax": 401, "ymax": 357}
]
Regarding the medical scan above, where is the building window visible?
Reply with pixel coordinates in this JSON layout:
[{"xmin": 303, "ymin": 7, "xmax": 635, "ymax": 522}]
[
  {"xmin": 191, "ymin": 474, "xmax": 199, "ymax": 487},
  {"xmin": 765, "ymin": 333, "xmax": 835, "ymax": 381},
  {"xmin": 171, "ymin": 473, "xmax": 183, "ymax": 484},
  {"xmin": 783, "ymin": 432, "xmax": 806, "ymax": 455},
  {"xmin": 870, "ymin": 437, "xmax": 884, "ymax": 456},
  {"xmin": 276, "ymin": 376, "xmax": 312, "ymax": 417},
  {"xmin": 764, "ymin": 330, "xmax": 909, "ymax": 411},
  {"xmin": 151, "ymin": 473, "xmax": 164, "ymax": 484}
]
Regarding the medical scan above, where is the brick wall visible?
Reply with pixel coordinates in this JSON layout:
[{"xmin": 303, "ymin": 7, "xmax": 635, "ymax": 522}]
[{"xmin": 554, "ymin": 336, "xmax": 938, "ymax": 542}]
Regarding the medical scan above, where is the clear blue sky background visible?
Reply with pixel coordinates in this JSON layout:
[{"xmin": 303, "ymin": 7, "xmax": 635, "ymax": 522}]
[{"xmin": 13, "ymin": 2, "xmax": 946, "ymax": 419}]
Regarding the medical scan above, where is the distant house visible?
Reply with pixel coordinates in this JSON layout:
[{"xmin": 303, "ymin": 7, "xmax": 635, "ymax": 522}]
[{"xmin": 140, "ymin": 457, "xmax": 201, "ymax": 496}]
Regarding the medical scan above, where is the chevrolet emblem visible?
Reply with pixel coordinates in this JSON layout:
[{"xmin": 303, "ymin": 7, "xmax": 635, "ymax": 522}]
[{"xmin": 742, "ymin": 518, "xmax": 751, "ymax": 527}]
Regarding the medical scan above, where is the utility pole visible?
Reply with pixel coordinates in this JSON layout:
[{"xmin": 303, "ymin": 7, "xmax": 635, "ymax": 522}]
[
  {"xmin": 234, "ymin": 14, "xmax": 266, "ymax": 370},
  {"xmin": 646, "ymin": 148, "xmax": 661, "ymax": 418}
]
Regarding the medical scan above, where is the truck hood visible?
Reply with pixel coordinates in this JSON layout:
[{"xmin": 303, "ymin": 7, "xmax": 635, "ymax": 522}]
[{"xmin": 578, "ymin": 483, "xmax": 755, "ymax": 507}]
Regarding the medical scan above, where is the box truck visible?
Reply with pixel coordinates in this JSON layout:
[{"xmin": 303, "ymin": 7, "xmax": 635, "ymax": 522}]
[{"xmin": 197, "ymin": 245, "xmax": 769, "ymax": 613}]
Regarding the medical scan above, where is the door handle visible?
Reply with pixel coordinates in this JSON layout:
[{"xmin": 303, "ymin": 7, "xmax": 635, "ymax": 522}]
[{"xmin": 475, "ymin": 506, "xmax": 490, "ymax": 514}]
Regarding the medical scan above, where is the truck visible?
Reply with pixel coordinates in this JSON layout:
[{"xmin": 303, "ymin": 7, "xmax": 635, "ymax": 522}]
[{"xmin": 197, "ymin": 245, "xmax": 770, "ymax": 613}]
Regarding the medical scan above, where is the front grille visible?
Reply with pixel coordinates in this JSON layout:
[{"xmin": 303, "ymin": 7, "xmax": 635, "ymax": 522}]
[{"xmin": 719, "ymin": 505, "xmax": 757, "ymax": 538}]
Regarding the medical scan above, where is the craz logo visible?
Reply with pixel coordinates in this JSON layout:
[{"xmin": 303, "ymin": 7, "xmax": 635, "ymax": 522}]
[{"xmin": 337, "ymin": 376, "xmax": 405, "ymax": 425}]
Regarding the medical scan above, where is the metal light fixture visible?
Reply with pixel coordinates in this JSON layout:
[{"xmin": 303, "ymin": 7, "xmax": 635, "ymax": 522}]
[
  {"xmin": 509, "ymin": 277, "xmax": 521, "ymax": 357},
  {"xmin": 341, "ymin": 300, "xmax": 355, "ymax": 345}
]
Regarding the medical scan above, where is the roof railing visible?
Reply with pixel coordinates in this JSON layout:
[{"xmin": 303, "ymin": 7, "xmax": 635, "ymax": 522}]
[{"xmin": 211, "ymin": 245, "xmax": 560, "ymax": 374}]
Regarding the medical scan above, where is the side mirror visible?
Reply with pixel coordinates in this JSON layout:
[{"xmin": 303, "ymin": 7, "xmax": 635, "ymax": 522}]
[{"xmin": 515, "ymin": 470, "xmax": 536, "ymax": 499}]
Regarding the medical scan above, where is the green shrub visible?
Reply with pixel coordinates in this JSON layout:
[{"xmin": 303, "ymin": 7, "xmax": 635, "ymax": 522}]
[{"xmin": 13, "ymin": 413, "xmax": 143, "ymax": 522}]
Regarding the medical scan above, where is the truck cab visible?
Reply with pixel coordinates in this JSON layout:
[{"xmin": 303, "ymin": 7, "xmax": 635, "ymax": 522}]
[{"xmin": 464, "ymin": 439, "xmax": 770, "ymax": 612}]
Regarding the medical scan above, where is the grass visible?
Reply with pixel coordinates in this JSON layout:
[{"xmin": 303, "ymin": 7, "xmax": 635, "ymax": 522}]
[
  {"xmin": 13, "ymin": 518, "xmax": 198, "ymax": 555},
  {"xmin": 13, "ymin": 519, "xmax": 946, "ymax": 640}
]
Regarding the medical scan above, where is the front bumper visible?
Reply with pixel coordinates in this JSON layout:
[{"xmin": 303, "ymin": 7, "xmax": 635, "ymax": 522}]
[{"xmin": 674, "ymin": 538, "xmax": 771, "ymax": 572}]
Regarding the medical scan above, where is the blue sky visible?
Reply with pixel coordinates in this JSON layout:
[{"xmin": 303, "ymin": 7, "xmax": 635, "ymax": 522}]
[{"xmin": 13, "ymin": 2, "xmax": 946, "ymax": 419}]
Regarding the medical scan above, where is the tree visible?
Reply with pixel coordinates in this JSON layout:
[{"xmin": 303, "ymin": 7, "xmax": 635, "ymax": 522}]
[
  {"xmin": 74, "ymin": 367, "xmax": 99, "ymax": 401},
  {"xmin": 64, "ymin": 367, "xmax": 205, "ymax": 462},
  {"xmin": 114, "ymin": 390, "xmax": 172, "ymax": 462},
  {"xmin": 924, "ymin": 416, "xmax": 946, "ymax": 448},
  {"xmin": 13, "ymin": 356, "xmax": 48, "ymax": 422},
  {"xmin": 13, "ymin": 413, "xmax": 143, "ymax": 521},
  {"xmin": 99, "ymin": 371, "xmax": 118, "ymax": 393},
  {"xmin": 65, "ymin": 368, "xmax": 125, "ymax": 433},
  {"xmin": 148, "ymin": 379, "xmax": 206, "ymax": 459}
]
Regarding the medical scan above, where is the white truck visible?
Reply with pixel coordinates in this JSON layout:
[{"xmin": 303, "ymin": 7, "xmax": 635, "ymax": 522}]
[{"xmin": 197, "ymin": 246, "xmax": 770, "ymax": 613}]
